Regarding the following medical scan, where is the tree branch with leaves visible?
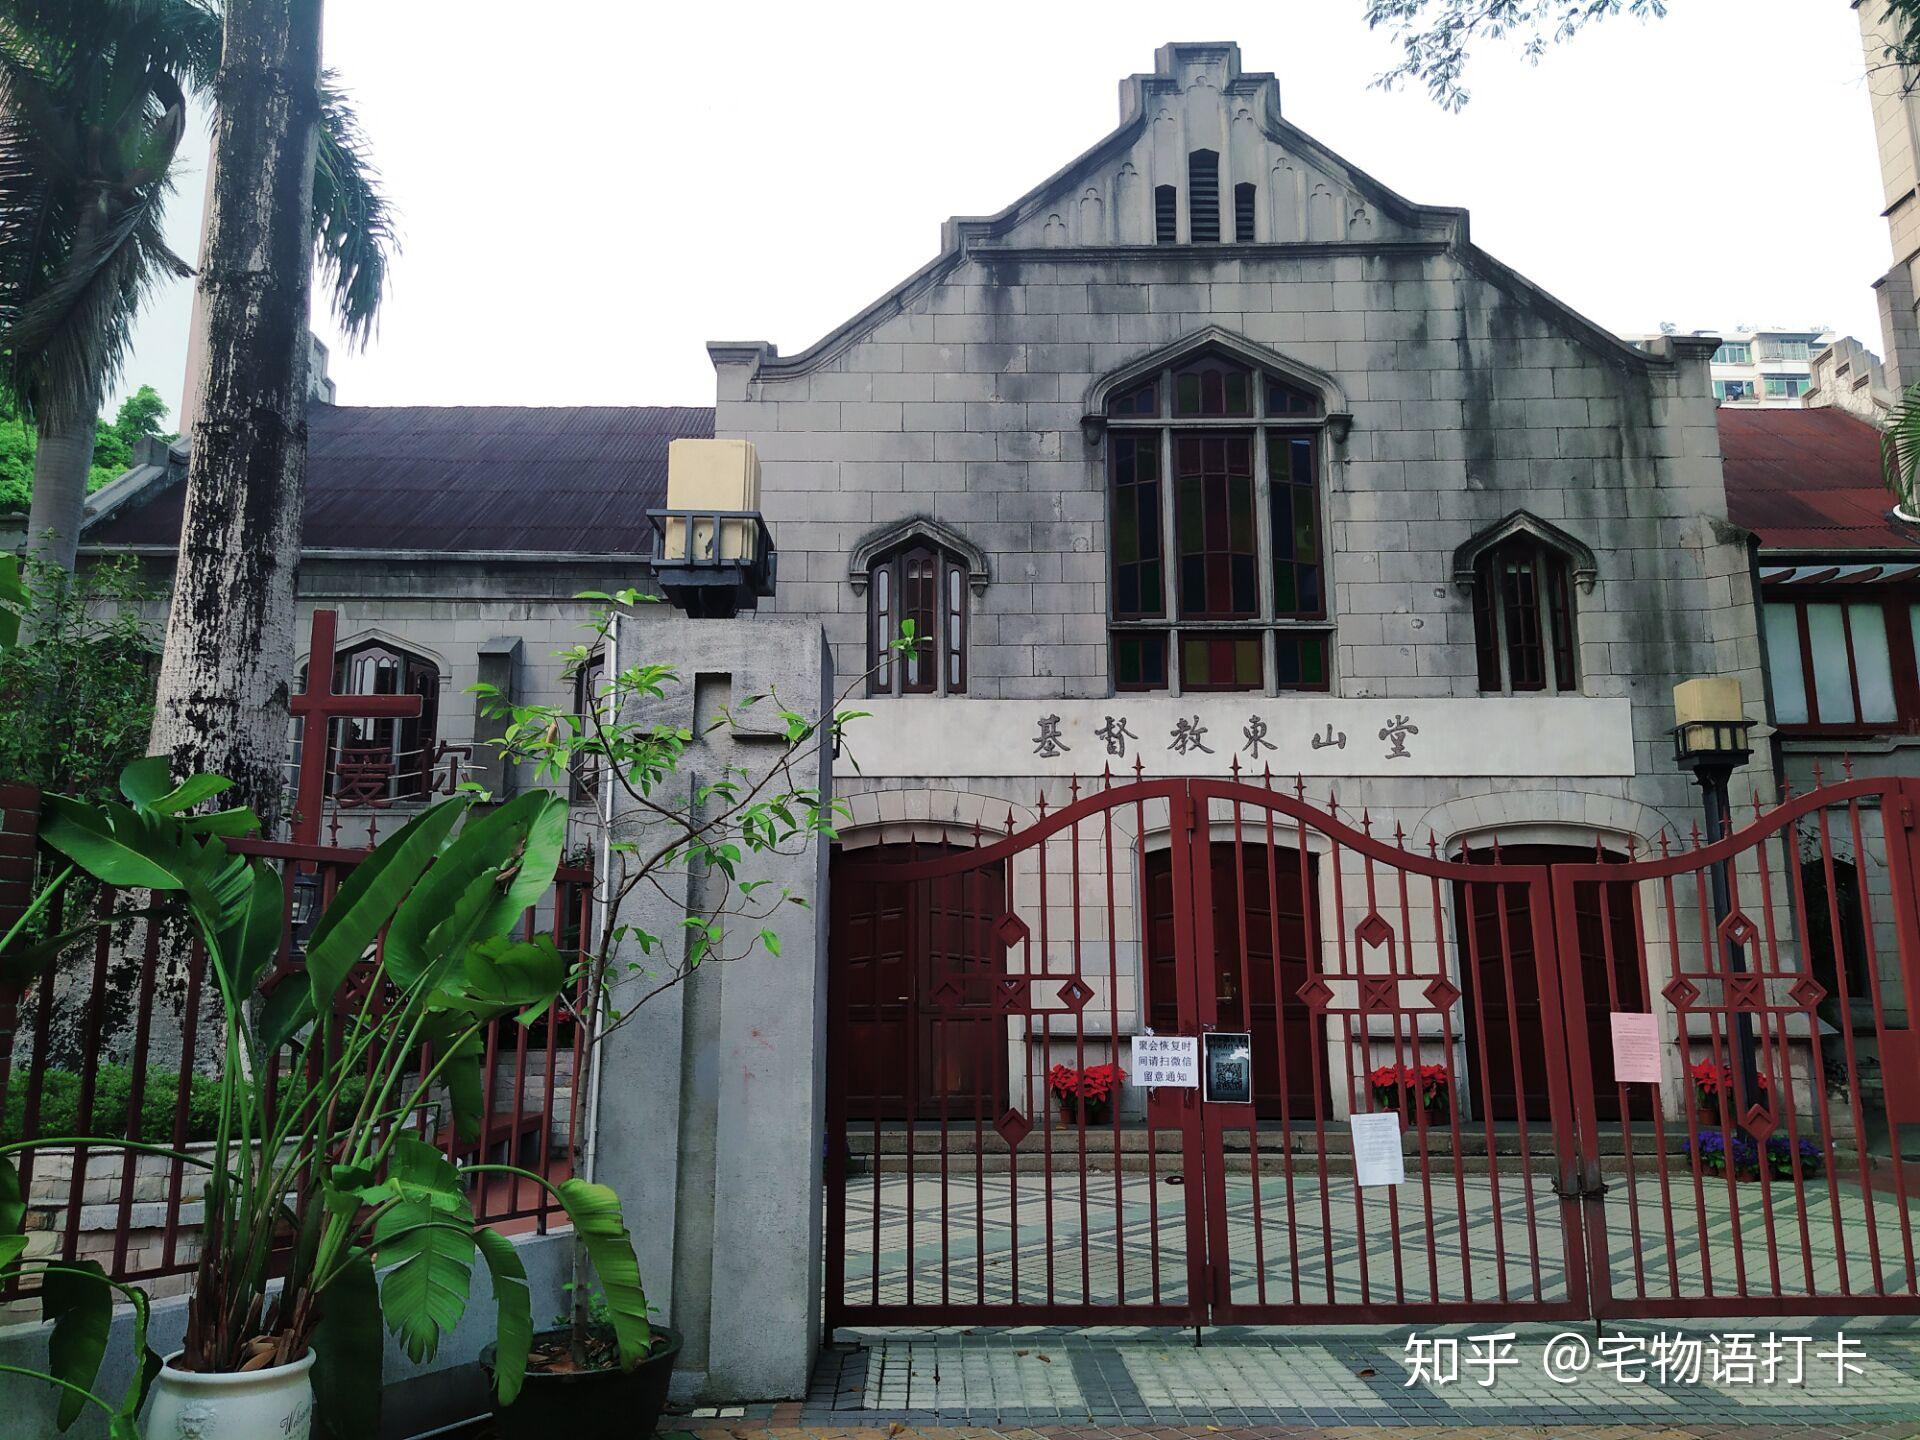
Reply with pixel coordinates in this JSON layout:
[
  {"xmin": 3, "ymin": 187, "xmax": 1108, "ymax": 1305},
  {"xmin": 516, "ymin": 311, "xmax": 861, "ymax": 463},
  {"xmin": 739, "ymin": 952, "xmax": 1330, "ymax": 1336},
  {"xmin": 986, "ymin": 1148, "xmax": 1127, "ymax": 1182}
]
[{"xmin": 1362, "ymin": 0, "xmax": 1920, "ymax": 110}]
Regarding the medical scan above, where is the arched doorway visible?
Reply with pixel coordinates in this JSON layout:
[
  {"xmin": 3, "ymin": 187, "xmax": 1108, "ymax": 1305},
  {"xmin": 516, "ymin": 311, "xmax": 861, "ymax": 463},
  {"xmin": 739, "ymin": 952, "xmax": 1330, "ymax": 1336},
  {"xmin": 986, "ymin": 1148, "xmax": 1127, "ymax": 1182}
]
[
  {"xmin": 1455, "ymin": 843, "xmax": 1651, "ymax": 1122},
  {"xmin": 830, "ymin": 842, "xmax": 1009, "ymax": 1119},
  {"xmin": 1144, "ymin": 842, "xmax": 1324, "ymax": 1118}
]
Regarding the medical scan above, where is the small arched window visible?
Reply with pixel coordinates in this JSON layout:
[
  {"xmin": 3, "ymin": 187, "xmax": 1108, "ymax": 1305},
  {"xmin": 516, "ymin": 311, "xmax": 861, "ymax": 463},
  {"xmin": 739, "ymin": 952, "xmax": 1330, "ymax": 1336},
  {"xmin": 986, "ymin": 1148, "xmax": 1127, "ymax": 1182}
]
[
  {"xmin": 1472, "ymin": 538, "xmax": 1578, "ymax": 694},
  {"xmin": 292, "ymin": 640, "xmax": 442, "ymax": 801},
  {"xmin": 869, "ymin": 542, "xmax": 969, "ymax": 696}
]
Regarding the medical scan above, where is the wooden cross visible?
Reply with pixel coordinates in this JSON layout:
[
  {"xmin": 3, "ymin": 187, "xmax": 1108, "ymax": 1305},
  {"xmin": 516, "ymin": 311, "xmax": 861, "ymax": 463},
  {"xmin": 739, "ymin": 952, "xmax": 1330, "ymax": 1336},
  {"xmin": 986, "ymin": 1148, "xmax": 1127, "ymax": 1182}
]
[{"xmin": 288, "ymin": 609, "xmax": 424, "ymax": 845}]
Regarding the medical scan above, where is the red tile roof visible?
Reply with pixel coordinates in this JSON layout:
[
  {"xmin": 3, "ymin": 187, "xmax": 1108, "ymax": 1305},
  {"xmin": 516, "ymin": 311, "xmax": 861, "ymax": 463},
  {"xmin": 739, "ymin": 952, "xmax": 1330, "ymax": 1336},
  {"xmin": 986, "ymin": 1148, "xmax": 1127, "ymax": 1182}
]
[{"xmin": 1718, "ymin": 407, "xmax": 1920, "ymax": 552}]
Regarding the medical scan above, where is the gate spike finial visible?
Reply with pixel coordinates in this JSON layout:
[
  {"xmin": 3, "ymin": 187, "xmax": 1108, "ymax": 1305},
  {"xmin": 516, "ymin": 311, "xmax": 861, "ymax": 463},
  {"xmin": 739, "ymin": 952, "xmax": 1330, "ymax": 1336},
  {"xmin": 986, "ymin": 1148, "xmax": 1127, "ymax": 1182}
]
[
  {"xmin": 1426, "ymin": 830, "xmax": 1439, "ymax": 858},
  {"xmin": 1068, "ymin": 773, "xmax": 1081, "ymax": 803},
  {"xmin": 1842, "ymin": 752, "xmax": 1855, "ymax": 779},
  {"xmin": 1689, "ymin": 819, "xmax": 1703, "ymax": 850},
  {"xmin": 1657, "ymin": 829, "xmax": 1671, "ymax": 859},
  {"xmin": 1626, "ymin": 832, "xmax": 1639, "ymax": 860},
  {"xmin": 1133, "ymin": 754, "xmax": 1146, "ymax": 782},
  {"xmin": 1393, "ymin": 821, "xmax": 1406, "ymax": 849},
  {"xmin": 1102, "ymin": 763, "xmax": 1113, "ymax": 792},
  {"xmin": 1036, "ymin": 789, "xmax": 1050, "ymax": 818},
  {"xmin": 1294, "ymin": 772, "xmax": 1306, "ymax": 802},
  {"xmin": 1360, "ymin": 808, "xmax": 1373, "ymax": 836},
  {"xmin": 1005, "ymin": 807, "xmax": 1017, "ymax": 835},
  {"xmin": 1778, "ymin": 775, "xmax": 1793, "ymax": 804},
  {"xmin": 1811, "ymin": 760, "xmax": 1825, "ymax": 789},
  {"xmin": 971, "ymin": 816, "xmax": 984, "ymax": 847}
]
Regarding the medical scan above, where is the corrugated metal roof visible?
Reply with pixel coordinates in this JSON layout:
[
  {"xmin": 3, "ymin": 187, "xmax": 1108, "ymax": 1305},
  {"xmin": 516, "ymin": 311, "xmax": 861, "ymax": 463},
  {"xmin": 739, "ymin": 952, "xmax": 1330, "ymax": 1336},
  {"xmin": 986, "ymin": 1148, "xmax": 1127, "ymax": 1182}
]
[
  {"xmin": 87, "ymin": 403, "xmax": 716, "ymax": 554},
  {"xmin": 1718, "ymin": 407, "xmax": 1920, "ymax": 551}
]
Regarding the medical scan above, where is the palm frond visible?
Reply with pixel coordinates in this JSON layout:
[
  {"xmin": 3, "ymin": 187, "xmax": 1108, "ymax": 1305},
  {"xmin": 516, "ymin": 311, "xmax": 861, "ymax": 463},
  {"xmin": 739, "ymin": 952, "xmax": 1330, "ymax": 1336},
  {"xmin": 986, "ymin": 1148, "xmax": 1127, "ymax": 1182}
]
[
  {"xmin": 312, "ymin": 71, "xmax": 395, "ymax": 348},
  {"xmin": 0, "ymin": 0, "xmax": 203, "ymax": 421},
  {"xmin": 1883, "ymin": 380, "xmax": 1920, "ymax": 522}
]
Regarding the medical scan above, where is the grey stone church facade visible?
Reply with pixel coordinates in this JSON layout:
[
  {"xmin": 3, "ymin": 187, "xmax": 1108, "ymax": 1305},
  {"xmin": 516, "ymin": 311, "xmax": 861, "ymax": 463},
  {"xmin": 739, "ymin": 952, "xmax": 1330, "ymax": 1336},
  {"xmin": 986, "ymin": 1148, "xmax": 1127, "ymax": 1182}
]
[
  {"xmin": 719, "ymin": 42, "xmax": 1761, "ymax": 843},
  {"xmin": 50, "ymin": 41, "xmax": 1786, "ymax": 1115}
]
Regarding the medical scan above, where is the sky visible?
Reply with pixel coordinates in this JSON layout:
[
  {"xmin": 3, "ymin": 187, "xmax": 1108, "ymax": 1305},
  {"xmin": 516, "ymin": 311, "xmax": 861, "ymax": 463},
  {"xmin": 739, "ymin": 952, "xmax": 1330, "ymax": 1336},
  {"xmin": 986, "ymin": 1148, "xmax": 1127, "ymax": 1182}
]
[{"xmin": 119, "ymin": 0, "xmax": 1891, "ymax": 422}]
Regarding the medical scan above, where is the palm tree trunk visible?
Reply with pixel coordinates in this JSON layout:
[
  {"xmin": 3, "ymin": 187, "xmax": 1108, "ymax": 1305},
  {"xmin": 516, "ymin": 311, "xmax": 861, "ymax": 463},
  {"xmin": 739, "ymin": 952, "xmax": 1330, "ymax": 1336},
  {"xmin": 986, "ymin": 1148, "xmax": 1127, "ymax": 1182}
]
[
  {"xmin": 149, "ymin": 0, "xmax": 323, "ymax": 828},
  {"xmin": 22, "ymin": 402, "xmax": 98, "ymax": 573}
]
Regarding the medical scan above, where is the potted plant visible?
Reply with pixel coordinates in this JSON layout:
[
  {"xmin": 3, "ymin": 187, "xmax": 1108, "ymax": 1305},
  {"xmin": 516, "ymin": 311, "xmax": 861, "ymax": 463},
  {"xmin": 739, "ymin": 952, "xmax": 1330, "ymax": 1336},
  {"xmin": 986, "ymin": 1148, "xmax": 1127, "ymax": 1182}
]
[
  {"xmin": 1765, "ymin": 1134, "xmax": 1824, "ymax": 1181},
  {"xmin": 1048, "ymin": 1064, "xmax": 1123, "ymax": 1125},
  {"xmin": 1368, "ymin": 1065, "xmax": 1406, "ymax": 1113},
  {"xmin": 482, "ymin": 1286, "xmax": 683, "ymax": 1440},
  {"xmin": 1688, "ymin": 1059, "xmax": 1728, "ymax": 1127},
  {"xmin": 1366, "ymin": 1064, "xmax": 1449, "ymax": 1122},
  {"xmin": 1684, "ymin": 1126, "xmax": 1759, "ymax": 1181},
  {"xmin": 0, "ymin": 761, "xmax": 652, "ymax": 1439}
]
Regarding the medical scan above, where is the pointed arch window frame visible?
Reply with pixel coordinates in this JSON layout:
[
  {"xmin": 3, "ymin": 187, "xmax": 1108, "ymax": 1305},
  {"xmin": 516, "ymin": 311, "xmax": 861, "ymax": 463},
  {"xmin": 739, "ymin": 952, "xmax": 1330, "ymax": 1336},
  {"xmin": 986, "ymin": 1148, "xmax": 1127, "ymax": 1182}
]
[
  {"xmin": 1452, "ymin": 511, "xmax": 1596, "ymax": 697},
  {"xmin": 1088, "ymin": 330, "xmax": 1345, "ymax": 697},
  {"xmin": 291, "ymin": 629, "xmax": 447, "ymax": 802},
  {"xmin": 850, "ymin": 518, "xmax": 989, "ymax": 698}
]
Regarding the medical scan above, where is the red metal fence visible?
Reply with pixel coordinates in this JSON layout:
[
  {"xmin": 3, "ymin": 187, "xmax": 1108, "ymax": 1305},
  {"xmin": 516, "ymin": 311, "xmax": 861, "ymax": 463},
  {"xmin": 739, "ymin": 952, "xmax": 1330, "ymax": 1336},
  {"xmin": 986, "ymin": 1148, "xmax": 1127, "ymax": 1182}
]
[
  {"xmin": 0, "ymin": 610, "xmax": 591, "ymax": 1302},
  {"xmin": 0, "ymin": 834, "xmax": 591, "ymax": 1298},
  {"xmin": 826, "ymin": 767, "xmax": 1920, "ymax": 1329}
]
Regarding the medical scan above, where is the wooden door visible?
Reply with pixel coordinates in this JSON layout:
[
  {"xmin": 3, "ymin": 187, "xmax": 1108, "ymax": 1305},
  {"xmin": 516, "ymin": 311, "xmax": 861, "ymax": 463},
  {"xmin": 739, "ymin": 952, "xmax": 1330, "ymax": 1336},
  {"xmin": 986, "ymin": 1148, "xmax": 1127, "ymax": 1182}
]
[
  {"xmin": 1456, "ymin": 845, "xmax": 1649, "ymax": 1122},
  {"xmin": 833, "ymin": 845, "xmax": 1007, "ymax": 1120},
  {"xmin": 1147, "ymin": 842, "xmax": 1322, "ymax": 1118}
]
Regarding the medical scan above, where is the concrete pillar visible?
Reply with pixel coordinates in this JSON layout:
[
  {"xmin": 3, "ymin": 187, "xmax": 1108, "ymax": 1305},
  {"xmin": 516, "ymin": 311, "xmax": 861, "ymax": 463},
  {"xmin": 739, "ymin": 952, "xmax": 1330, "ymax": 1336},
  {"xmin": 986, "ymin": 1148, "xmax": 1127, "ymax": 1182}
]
[
  {"xmin": 1875, "ymin": 263, "xmax": 1920, "ymax": 398},
  {"xmin": 589, "ymin": 611, "xmax": 832, "ymax": 1403}
]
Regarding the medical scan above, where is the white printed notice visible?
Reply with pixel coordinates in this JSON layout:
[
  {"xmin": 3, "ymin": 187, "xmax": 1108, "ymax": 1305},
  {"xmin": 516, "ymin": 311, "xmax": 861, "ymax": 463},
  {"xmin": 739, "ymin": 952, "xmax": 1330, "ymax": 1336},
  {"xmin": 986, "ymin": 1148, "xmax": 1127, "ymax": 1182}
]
[
  {"xmin": 1609, "ymin": 1012, "xmax": 1662, "ymax": 1084},
  {"xmin": 1130, "ymin": 1034, "xmax": 1199, "ymax": 1089},
  {"xmin": 1350, "ymin": 1112, "xmax": 1406, "ymax": 1187}
]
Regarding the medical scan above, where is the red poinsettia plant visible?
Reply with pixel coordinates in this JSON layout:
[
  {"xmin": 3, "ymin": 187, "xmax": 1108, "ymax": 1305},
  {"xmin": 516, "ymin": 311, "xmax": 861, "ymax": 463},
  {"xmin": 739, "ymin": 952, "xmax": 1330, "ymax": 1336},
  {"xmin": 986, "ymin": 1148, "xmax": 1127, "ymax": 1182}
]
[
  {"xmin": 1049, "ymin": 1063, "xmax": 1125, "ymax": 1103},
  {"xmin": 1688, "ymin": 1059, "xmax": 1770, "ymax": 1114},
  {"xmin": 1369, "ymin": 1063, "xmax": 1451, "ymax": 1113}
]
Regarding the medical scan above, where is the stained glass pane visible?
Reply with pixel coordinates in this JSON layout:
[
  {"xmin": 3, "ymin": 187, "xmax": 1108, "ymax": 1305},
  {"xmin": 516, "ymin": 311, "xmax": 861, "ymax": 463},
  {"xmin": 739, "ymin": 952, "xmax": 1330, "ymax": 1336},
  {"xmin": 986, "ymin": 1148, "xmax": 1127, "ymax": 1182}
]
[
  {"xmin": 1173, "ymin": 357, "xmax": 1254, "ymax": 417},
  {"xmin": 1274, "ymin": 633, "xmax": 1329, "ymax": 691},
  {"xmin": 1174, "ymin": 433, "xmax": 1256, "ymax": 619},
  {"xmin": 1178, "ymin": 632, "xmax": 1262, "ymax": 691},
  {"xmin": 1112, "ymin": 632, "xmax": 1168, "ymax": 691},
  {"xmin": 1268, "ymin": 433, "xmax": 1324, "ymax": 619}
]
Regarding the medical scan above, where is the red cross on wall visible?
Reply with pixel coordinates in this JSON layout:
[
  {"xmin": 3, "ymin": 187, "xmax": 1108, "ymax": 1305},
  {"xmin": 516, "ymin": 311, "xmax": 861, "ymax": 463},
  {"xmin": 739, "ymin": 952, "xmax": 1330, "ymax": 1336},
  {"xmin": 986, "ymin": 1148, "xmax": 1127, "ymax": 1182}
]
[{"xmin": 288, "ymin": 609, "xmax": 424, "ymax": 845}]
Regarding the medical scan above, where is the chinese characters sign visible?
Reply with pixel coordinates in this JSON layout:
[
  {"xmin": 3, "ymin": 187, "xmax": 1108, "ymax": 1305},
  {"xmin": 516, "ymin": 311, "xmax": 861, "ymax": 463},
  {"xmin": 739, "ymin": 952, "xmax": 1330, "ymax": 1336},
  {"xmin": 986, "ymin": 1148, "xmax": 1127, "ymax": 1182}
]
[
  {"xmin": 1129, "ymin": 1034, "xmax": 1199, "ymax": 1089},
  {"xmin": 834, "ymin": 698, "xmax": 1634, "ymax": 779}
]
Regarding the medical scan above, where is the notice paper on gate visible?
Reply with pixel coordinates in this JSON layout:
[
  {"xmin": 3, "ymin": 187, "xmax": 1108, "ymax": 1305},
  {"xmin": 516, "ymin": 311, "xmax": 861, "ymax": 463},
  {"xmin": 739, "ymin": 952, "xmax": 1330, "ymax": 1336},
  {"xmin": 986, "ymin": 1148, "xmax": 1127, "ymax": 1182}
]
[
  {"xmin": 1609, "ymin": 1012, "xmax": 1662, "ymax": 1084},
  {"xmin": 1350, "ymin": 1112, "xmax": 1406, "ymax": 1187},
  {"xmin": 1130, "ymin": 1033, "xmax": 1199, "ymax": 1089}
]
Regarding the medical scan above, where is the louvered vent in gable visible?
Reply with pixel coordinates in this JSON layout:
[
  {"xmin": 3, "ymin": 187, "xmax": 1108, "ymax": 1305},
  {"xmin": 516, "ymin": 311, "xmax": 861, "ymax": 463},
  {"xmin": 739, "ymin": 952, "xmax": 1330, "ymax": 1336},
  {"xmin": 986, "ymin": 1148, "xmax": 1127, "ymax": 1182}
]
[
  {"xmin": 1188, "ymin": 150, "xmax": 1220, "ymax": 242},
  {"xmin": 1154, "ymin": 185, "xmax": 1178, "ymax": 244},
  {"xmin": 1234, "ymin": 183, "xmax": 1256, "ymax": 242}
]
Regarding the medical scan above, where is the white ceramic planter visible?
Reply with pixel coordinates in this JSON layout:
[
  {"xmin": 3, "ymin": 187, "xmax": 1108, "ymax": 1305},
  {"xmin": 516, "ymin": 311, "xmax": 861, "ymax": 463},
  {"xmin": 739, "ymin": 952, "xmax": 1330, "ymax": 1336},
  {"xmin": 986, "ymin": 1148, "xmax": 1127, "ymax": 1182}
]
[{"xmin": 143, "ymin": 1348, "xmax": 315, "ymax": 1440}]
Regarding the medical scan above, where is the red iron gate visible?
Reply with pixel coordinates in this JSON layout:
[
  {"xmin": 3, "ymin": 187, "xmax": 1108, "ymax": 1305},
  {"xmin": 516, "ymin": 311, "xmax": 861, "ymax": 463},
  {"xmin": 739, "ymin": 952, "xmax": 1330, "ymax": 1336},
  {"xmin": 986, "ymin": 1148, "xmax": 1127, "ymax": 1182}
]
[{"xmin": 824, "ymin": 770, "xmax": 1920, "ymax": 1329}]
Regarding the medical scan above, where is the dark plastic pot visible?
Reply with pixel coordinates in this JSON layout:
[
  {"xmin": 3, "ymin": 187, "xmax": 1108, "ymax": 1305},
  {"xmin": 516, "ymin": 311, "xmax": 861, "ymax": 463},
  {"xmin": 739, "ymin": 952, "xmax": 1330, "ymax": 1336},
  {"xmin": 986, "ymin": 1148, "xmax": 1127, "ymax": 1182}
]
[{"xmin": 482, "ymin": 1325, "xmax": 682, "ymax": 1440}]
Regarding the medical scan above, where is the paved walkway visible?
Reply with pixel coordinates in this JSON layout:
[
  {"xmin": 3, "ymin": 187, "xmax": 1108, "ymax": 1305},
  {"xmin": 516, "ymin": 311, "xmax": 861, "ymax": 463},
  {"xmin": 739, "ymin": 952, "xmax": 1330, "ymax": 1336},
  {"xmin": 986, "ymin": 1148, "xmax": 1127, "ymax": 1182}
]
[
  {"xmin": 666, "ymin": 1319, "xmax": 1919, "ymax": 1434},
  {"xmin": 838, "ymin": 1169, "xmax": 1920, "ymax": 1312}
]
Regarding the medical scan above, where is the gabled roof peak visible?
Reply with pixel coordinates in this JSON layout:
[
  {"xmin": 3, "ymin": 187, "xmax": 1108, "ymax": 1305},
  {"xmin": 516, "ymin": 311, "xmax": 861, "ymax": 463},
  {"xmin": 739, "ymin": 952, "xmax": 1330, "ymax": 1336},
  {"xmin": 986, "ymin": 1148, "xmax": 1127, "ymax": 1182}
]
[{"xmin": 1124, "ymin": 43, "xmax": 1276, "ymax": 124}]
